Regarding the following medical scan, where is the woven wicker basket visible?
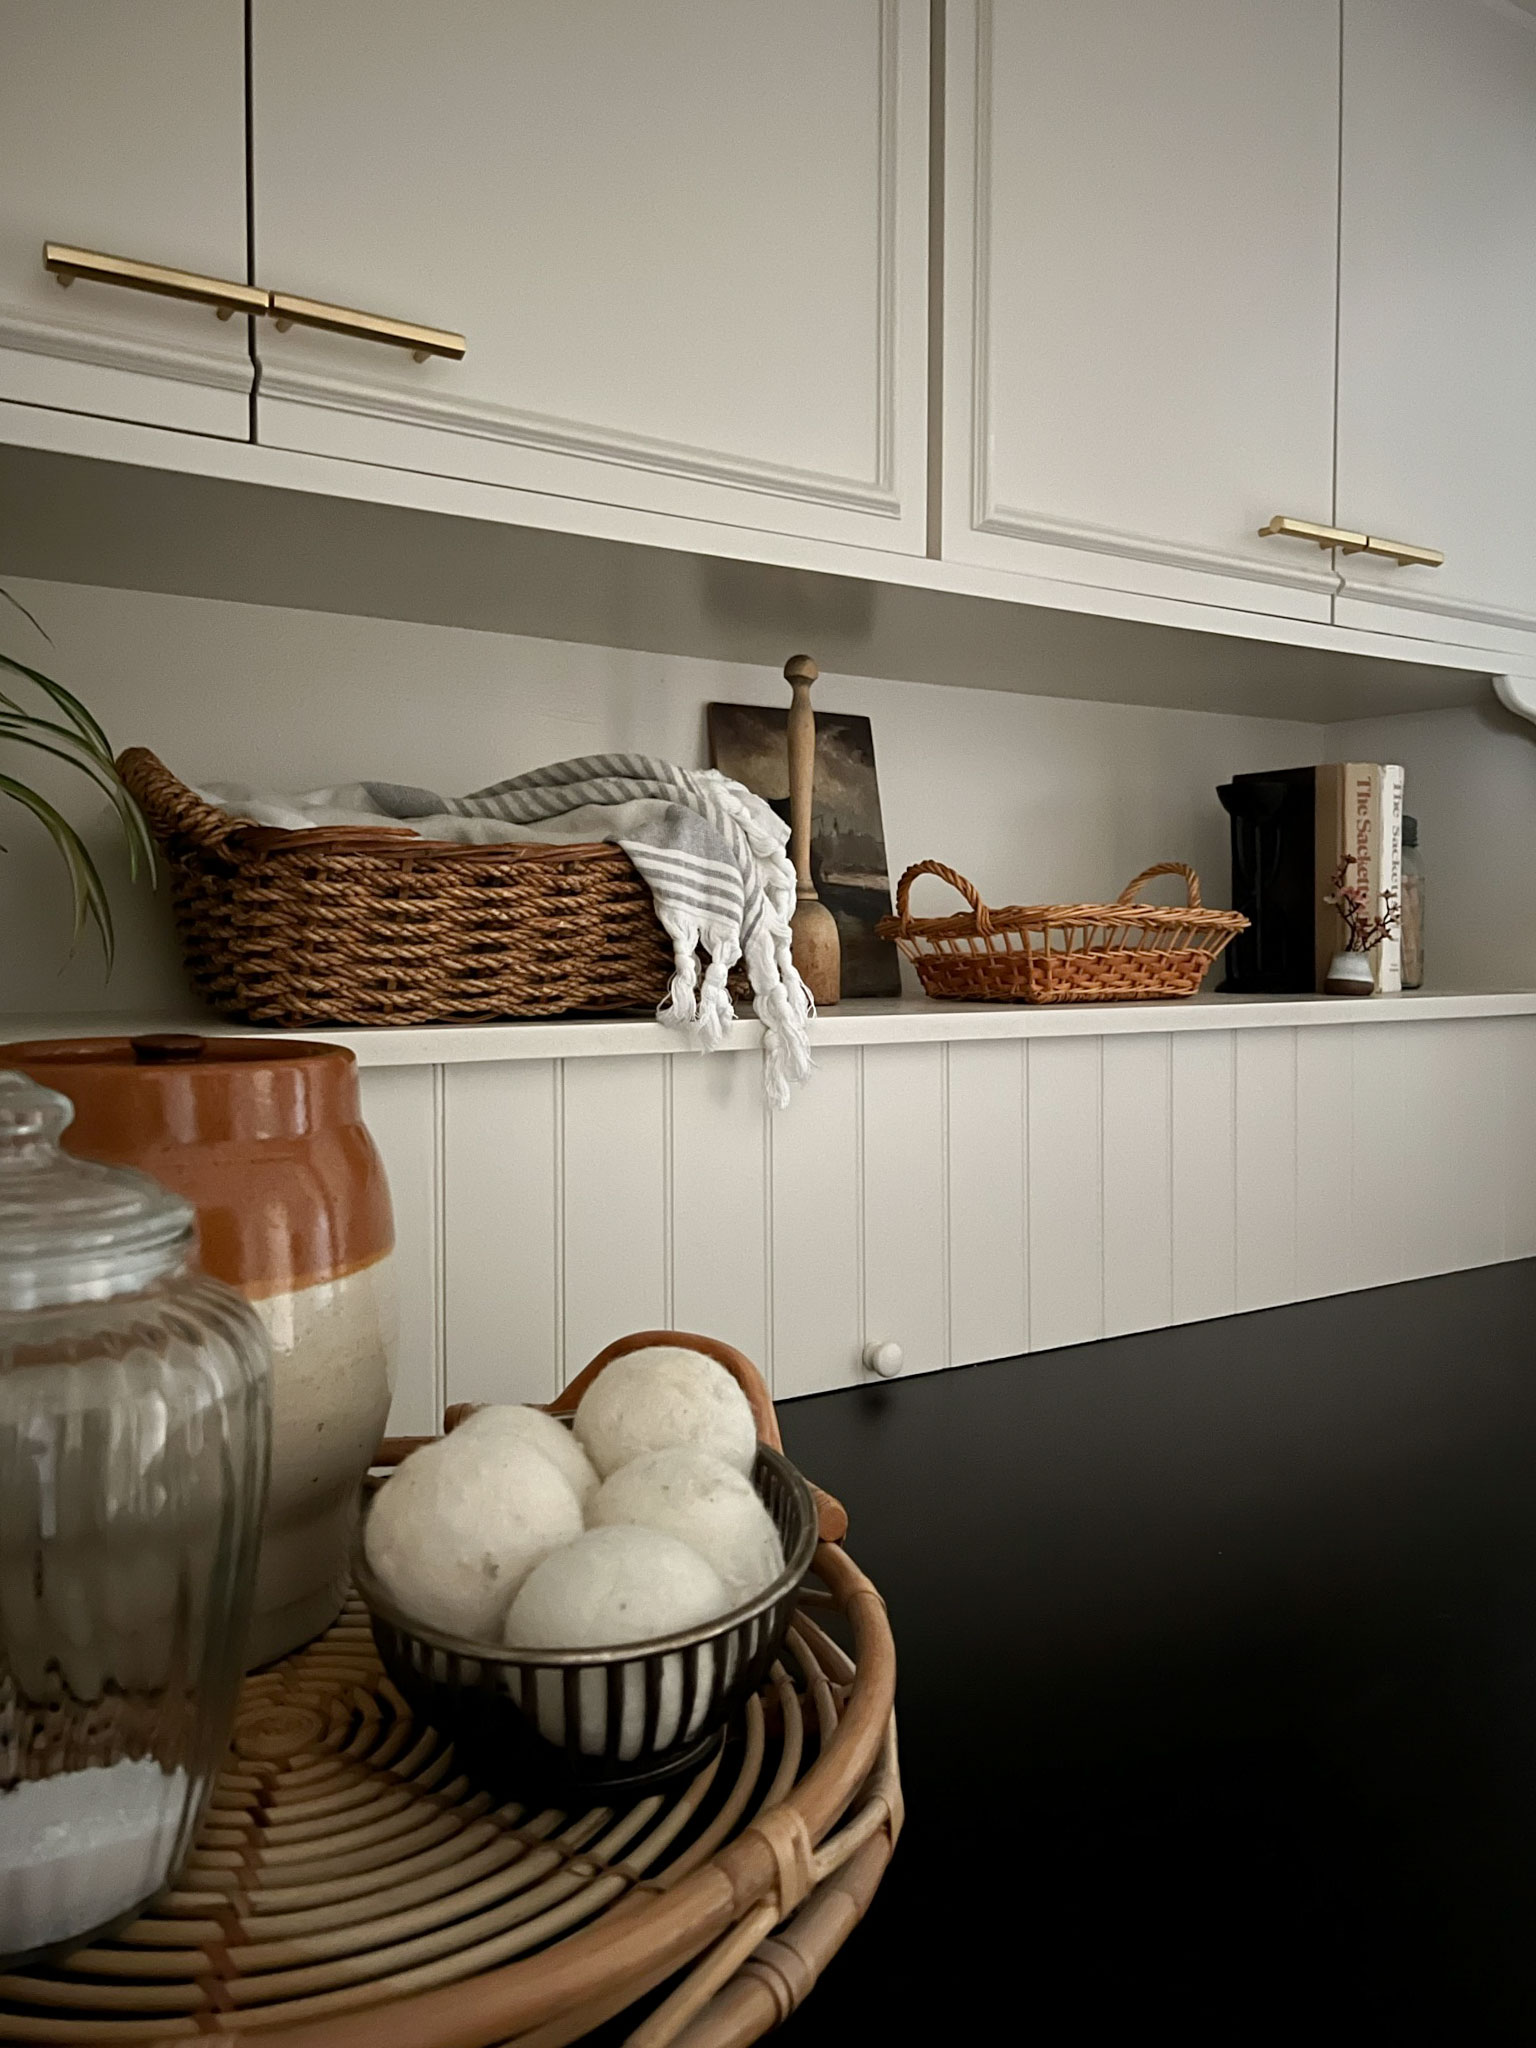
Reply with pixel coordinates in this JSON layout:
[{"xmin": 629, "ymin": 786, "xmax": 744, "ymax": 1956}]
[
  {"xmin": 0, "ymin": 1334, "xmax": 898, "ymax": 2048},
  {"xmin": 118, "ymin": 749, "xmax": 681, "ymax": 1027},
  {"xmin": 878, "ymin": 858, "xmax": 1247, "ymax": 1004}
]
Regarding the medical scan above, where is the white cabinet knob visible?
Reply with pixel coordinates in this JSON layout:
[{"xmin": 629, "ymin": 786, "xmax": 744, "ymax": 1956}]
[{"xmin": 862, "ymin": 1340, "xmax": 904, "ymax": 1378}]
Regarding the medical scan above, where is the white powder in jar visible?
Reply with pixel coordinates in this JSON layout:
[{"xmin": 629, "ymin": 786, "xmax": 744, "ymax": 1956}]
[{"xmin": 0, "ymin": 1758, "xmax": 189, "ymax": 1959}]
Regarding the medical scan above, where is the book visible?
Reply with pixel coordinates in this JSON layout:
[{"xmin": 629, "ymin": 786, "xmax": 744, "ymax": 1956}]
[
  {"xmin": 1379, "ymin": 764, "xmax": 1404, "ymax": 994},
  {"xmin": 1313, "ymin": 762, "xmax": 1404, "ymax": 993}
]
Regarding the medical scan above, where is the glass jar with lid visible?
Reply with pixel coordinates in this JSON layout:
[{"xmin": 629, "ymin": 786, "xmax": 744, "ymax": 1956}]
[{"xmin": 0, "ymin": 1071, "xmax": 271, "ymax": 1968}]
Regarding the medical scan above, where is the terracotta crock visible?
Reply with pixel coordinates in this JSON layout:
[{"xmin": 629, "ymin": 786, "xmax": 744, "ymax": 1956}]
[{"xmin": 0, "ymin": 1035, "xmax": 396, "ymax": 1668}]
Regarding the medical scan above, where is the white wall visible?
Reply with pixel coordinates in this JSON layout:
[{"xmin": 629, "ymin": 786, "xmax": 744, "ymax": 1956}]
[
  {"xmin": 0, "ymin": 575, "xmax": 1330, "ymax": 1017},
  {"xmin": 1333, "ymin": 698, "xmax": 1536, "ymax": 991}
]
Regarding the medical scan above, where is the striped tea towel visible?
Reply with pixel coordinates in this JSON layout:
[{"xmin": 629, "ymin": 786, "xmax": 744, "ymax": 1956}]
[{"xmin": 198, "ymin": 754, "xmax": 815, "ymax": 1104}]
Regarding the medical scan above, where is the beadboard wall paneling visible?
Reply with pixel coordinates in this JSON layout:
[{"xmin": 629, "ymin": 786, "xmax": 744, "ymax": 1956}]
[
  {"xmin": 1294, "ymin": 1026, "xmax": 1355, "ymax": 1301},
  {"xmin": 1504, "ymin": 1018, "xmax": 1536, "ymax": 1262},
  {"xmin": 769, "ymin": 1048, "xmax": 863, "ymax": 1400},
  {"xmin": 1025, "ymin": 1036, "xmax": 1104, "ymax": 1354},
  {"xmin": 441, "ymin": 1060, "xmax": 561, "ymax": 1409},
  {"xmin": 946, "ymin": 1039, "xmax": 1028, "ymax": 1365},
  {"xmin": 668, "ymin": 1047, "xmax": 770, "ymax": 1367},
  {"xmin": 861, "ymin": 1042, "xmax": 949, "ymax": 1379},
  {"xmin": 1234, "ymin": 1028, "xmax": 1298, "ymax": 1312},
  {"xmin": 369, "ymin": 1014, "xmax": 1536, "ymax": 1435},
  {"xmin": 1350, "ymin": 1022, "xmax": 1409, "ymax": 1292},
  {"xmin": 1170, "ymin": 1032, "xmax": 1237, "ymax": 1327},
  {"xmin": 560, "ymin": 1055, "xmax": 668, "ymax": 1379},
  {"xmin": 1100, "ymin": 1032, "xmax": 1173, "ymax": 1338},
  {"xmin": 356, "ymin": 1065, "xmax": 443, "ymax": 1437}
]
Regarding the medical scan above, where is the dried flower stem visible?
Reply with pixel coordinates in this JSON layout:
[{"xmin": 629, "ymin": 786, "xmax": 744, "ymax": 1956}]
[{"xmin": 1325, "ymin": 855, "xmax": 1399, "ymax": 955}]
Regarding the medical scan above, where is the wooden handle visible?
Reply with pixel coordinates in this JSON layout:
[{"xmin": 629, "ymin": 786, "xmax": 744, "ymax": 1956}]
[
  {"xmin": 784, "ymin": 655, "xmax": 819, "ymax": 898},
  {"xmin": 1115, "ymin": 861, "xmax": 1201, "ymax": 909},
  {"xmin": 892, "ymin": 860, "xmax": 994, "ymax": 936}
]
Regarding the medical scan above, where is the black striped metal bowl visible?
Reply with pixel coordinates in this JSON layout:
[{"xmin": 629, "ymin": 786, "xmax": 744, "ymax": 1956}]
[{"xmin": 353, "ymin": 1443, "xmax": 818, "ymax": 1798}]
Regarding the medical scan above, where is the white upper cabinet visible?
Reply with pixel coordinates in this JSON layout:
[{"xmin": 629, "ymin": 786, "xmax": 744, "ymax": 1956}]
[
  {"xmin": 940, "ymin": 0, "xmax": 1341, "ymax": 622},
  {"xmin": 249, "ymin": 1, "xmax": 929, "ymax": 552},
  {"xmin": 0, "ymin": 1, "xmax": 252, "ymax": 437},
  {"xmin": 1334, "ymin": 0, "xmax": 1536, "ymax": 655}
]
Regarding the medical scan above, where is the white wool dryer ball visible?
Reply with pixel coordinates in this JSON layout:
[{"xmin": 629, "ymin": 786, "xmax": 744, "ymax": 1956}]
[
  {"xmin": 589, "ymin": 1448, "xmax": 784, "ymax": 1607},
  {"xmin": 573, "ymin": 1347, "xmax": 758, "ymax": 1479},
  {"xmin": 450, "ymin": 1403, "xmax": 599, "ymax": 1507},
  {"xmin": 503, "ymin": 1524, "xmax": 733, "ymax": 1759},
  {"xmin": 364, "ymin": 1431, "xmax": 584, "ymax": 1641},
  {"xmin": 503, "ymin": 1524, "xmax": 730, "ymax": 1649}
]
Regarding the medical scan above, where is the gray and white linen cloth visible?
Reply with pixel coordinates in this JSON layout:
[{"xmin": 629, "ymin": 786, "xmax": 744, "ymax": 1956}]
[{"xmin": 198, "ymin": 754, "xmax": 815, "ymax": 1104}]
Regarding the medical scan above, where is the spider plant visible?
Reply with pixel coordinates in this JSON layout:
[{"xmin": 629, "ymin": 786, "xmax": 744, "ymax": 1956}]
[{"xmin": 0, "ymin": 586, "xmax": 153, "ymax": 968}]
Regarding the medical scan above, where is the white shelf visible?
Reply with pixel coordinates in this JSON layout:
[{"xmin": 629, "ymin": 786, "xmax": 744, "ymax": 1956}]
[{"xmin": 5, "ymin": 989, "xmax": 1533, "ymax": 1070}]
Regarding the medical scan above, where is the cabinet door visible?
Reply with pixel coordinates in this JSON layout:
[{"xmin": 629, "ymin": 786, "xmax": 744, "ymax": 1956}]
[
  {"xmin": 0, "ymin": 0, "xmax": 252, "ymax": 436},
  {"xmin": 942, "ymin": 0, "xmax": 1340, "ymax": 622},
  {"xmin": 1334, "ymin": 0, "xmax": 1536, "ymax": 656},
  {"xmin": 250, "ymin": 1, "xmax": 927, "ymax": 552}
]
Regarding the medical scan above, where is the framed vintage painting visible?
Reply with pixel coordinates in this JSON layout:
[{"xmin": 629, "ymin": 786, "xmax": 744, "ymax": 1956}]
[{"xmin": 707, "ymin": 702, "xmax": 901, "ymax": 998}]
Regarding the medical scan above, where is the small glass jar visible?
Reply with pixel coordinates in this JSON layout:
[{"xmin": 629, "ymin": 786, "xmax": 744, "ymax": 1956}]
[
  {"xmin": 1400, "ymin": 815, "xmax": 1425, "ymax": 991},
  {"xmin": 0, "ymin": 1072, "xmax": 271, "ymax": 1968}
]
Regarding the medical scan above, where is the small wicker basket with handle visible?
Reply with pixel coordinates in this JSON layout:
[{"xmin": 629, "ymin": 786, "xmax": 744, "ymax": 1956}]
[{"xmin": 878, "ymin": 859, "xmax": 1247, "ymax": 1003}]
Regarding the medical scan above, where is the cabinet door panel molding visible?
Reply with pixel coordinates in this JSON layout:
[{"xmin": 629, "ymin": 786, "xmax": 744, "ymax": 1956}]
[
  {"xmin": 942, "ymin": 0, "xmax": 1342, "ymax": 623},
  {"xmin": 249, "ymin": 0, "xmax": 928, "ymax": 550},
  {"xmin": 0, "ymin": 0, "xmax": 253, "ymax": 435}
]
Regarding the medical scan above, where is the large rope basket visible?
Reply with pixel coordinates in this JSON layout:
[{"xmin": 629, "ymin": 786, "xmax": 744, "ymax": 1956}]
[{"xmin": 118, "ymin": 750, "xmax": 681, "ymax": 1027}]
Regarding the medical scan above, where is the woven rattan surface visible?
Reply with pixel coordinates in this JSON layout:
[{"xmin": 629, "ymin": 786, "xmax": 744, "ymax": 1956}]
[
  {"xmin": 0, "ymin": 1566, "xmax": 897, "ymax": 2048},
  {"xmin": 118, "ymin": 750, "xmax": 679, "ymax": 1027},
  {"xmin": 878, "ymin": 859, "xmax": 1247, "ymax": 1004},
  {"xmin": 0, "ymin": 1338, "xmax": 897, "ymax": 2045}
]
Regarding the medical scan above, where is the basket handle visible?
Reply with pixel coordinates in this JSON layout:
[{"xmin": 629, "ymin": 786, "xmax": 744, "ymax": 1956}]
[
  {"xmin": 892, "ymin": 861, "xmax": 994, "ymax": 936},
  {"xmin": 1115, "ymin": 861, "xmax": 1202, "ymax": 910},
  {"xmin": 115, "ymin": 746, "xmax": 248, "ymax": 855}
]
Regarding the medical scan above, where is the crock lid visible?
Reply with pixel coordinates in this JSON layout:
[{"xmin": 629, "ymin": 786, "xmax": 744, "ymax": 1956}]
[
  {"xmin": 0, "ymin": 1034, "xmax": 362, "ymax": 1147},
  {"xmin": 0, "ymin": 1071, "xmax": 194, "ymax": 1309}
]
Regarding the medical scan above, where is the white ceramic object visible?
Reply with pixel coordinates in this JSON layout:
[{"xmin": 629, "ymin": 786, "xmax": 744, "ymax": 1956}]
[{"xmin": 1324, "ymin": 949, "xmax": 1376, "ymax": 995}]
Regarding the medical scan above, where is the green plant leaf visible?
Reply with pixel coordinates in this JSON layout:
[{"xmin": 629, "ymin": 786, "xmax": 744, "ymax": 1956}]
[
  {"xmin": 0, "ymin": 650, "xmax": 114, "ymax": 759},
  {"xmin": 0, "ymin": 586, "xmax": 50, "ymax": 643},
  {"xmin": 0, "ymin": 714, "xmax": 157, "ymax": 885},
  {"xmin": 0, "ymin": 771, "xmax": 114, "ymax": 965}
]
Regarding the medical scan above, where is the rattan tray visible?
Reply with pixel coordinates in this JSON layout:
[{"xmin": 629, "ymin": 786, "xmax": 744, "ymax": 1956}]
[{"xmin": 0, "ymin": 1358, "xmax": 897, "ymax": 2047}]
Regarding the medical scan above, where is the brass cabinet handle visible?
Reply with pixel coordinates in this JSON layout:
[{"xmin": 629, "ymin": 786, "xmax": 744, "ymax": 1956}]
[
  {"xmin": 1258, "ymin": 514, "xmax": 1369, "ymax": 551},
  {"xmin": 269, "ymin": 292, "xmax": 465, "ymax": 363},
  {"xmin": 1259, "ymin": 514, "xmax": 1443, "ymax": 569},
  {"xmin": 43, "ymin": 242, "xmax": 268, "ymax": 320},
  {"xmin": 1355, "ymin": 535, "xmax": 1445, "ymax": 569}
]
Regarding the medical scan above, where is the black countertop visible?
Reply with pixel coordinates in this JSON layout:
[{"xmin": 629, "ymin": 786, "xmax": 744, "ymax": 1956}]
[{"xmin": 765, "ymin": 1261, "xmax": 1536, "ymax": 2045}]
